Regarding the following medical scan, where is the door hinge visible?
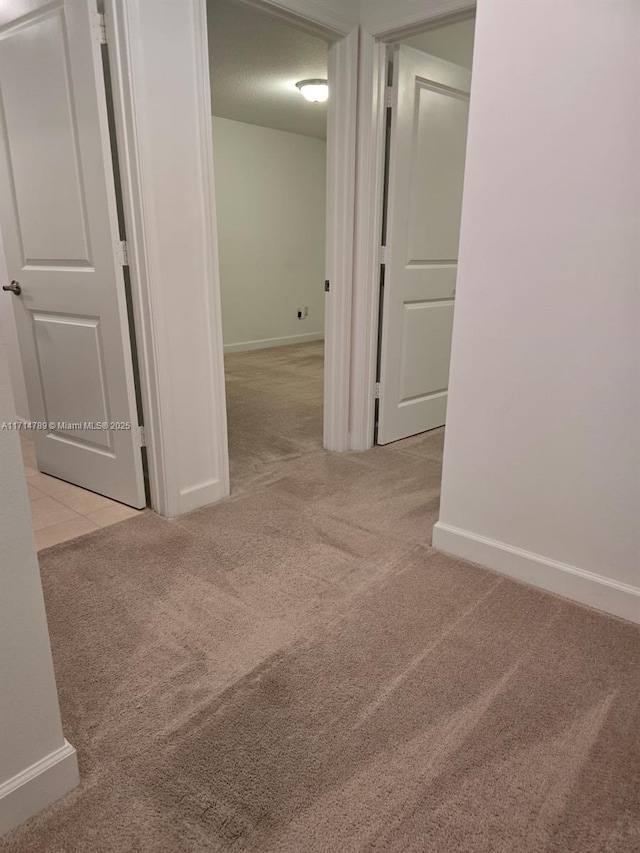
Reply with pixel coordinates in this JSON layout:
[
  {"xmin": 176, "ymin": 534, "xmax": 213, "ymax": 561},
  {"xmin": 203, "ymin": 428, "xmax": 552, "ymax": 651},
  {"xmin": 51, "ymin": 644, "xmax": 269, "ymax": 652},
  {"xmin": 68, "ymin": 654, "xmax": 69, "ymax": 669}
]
[
  {"xmin": 324, "ymin": 279, "xmax": 330, "ymax": 292},
  {"xmin": 386, "ymin": 86, "xmax": 393, "ymax": 108},
  {"xmin": 380, "ymin": 245, "xmax": 387, "ymax": 265},
  {"xmin": 134, "ymin": 425, "xmax": 146, "ymax": 448},
  {"xmin": 375, "ymin": 382, "xmax": 381, "ymax": 399},
  {"xmin": 115, "ymin": 240, "xmax": 129, "ymax": 266},
  {"xmin": 95, "ymin": 11, "xmax": 107, "ymax": 45}
]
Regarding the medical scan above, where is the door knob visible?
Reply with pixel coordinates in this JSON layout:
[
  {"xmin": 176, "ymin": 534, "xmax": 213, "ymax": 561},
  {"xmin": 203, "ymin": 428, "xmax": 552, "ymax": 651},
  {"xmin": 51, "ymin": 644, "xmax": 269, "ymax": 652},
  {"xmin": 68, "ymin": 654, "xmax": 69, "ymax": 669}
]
[{"xmin": 2, "ymin": 280, "xmax": 21, "ymax": 295}]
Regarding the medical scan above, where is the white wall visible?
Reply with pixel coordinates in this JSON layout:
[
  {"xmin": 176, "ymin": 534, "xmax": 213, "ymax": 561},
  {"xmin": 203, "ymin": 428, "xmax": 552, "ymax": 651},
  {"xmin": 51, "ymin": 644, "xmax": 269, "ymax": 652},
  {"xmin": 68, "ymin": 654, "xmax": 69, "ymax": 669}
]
[
  {"xmin": 359, "ymin": 0, "xmax": 474, "ymax": 36},
  {"xmin": 0, "ymin": 338, "xmax": 78, "ymax": 836},
  {"xmin": 434, "ymin": 0, "xmax": 640, "ymax": 623},
  {"xmin": 212, "ymin": 116, "xmax": 326, "ymax": 352},
  {"xmin": 250, "ymin": 0, "xmax": 358, "ymax": 34},
  {"xmin": 403, "ymin": 17, "xmax": 474, "ymax": 68}
]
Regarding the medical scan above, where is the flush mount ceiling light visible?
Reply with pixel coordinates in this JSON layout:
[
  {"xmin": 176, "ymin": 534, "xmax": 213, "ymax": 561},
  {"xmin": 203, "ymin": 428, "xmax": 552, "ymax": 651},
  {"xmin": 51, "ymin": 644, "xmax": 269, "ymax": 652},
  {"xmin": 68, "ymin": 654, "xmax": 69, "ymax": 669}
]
[{"xmin": 296, "ymin": 79, "xmax": 329, "ymax": 103}]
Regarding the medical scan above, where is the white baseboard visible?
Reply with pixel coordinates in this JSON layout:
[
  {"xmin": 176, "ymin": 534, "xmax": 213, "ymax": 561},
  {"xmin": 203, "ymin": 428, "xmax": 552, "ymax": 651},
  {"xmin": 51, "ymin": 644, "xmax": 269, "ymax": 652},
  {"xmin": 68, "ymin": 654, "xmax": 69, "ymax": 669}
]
[
  {"xmin": 0, "ymin": 740, "xmax": 79, "ymax": 838},
  {"xmin": 223, "ymin": 332, "xmax": 324, "ymax": 354},
  {"xmin": 432, "ymin": 521, "xmax": 640, "ymax": 624},
  {"xmin": 176, "ymin": 476, "xmax": 229, "ymax": 516}
]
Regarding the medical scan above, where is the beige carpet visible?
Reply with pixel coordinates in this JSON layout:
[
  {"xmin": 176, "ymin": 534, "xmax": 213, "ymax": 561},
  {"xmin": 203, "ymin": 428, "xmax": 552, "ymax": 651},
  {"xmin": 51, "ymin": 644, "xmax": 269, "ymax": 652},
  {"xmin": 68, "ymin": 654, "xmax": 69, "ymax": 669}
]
[
  {"xmin": 2, "ymin": 343, "xmax": 639, "ymax": 852},
  {"xmin": 224, "ymin": 341, "xmax": 325, "ymax": 489}
]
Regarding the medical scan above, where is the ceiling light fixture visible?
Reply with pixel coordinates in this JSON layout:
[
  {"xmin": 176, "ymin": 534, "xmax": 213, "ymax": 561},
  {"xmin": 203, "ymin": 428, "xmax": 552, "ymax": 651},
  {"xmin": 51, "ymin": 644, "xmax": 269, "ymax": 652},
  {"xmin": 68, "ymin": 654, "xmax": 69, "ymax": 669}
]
[{"xmin": 296, "ymin": 79, "xmax": 329, "ymax": 103}]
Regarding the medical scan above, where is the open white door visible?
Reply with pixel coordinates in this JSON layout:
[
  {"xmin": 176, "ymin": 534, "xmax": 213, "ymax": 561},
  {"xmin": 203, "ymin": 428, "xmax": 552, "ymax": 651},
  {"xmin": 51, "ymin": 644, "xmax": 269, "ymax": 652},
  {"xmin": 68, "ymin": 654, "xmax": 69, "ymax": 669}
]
[
  {"xmin": 0, "ymin": 0, "xmax": 146, "ymax": 507},
  {"xmin": 377, "ymin": 45, "xmax": 470, "ymax": 445}
]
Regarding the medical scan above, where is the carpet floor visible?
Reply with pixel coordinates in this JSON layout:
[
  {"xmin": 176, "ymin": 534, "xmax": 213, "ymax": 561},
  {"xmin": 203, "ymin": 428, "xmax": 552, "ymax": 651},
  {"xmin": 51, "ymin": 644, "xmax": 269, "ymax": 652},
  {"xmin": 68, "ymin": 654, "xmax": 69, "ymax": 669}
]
[
  {"xmin": 224, "ymin": 341, "xmax": 325, "ymax": 489},
  {"xmin": 2, "ymin": 343, "xmax": 639, "ymax": 852}
]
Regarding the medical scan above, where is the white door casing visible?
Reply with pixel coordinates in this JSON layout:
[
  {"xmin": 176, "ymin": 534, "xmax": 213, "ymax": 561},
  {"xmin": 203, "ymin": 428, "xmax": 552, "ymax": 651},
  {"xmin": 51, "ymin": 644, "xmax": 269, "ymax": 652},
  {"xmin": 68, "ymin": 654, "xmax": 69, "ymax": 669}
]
[
  {"xmin": 0, "ymin": 0, "xmax": 146, "ymax": 507},
  {"xmin": 323, "ymin": 27, "xmax": 358, "ymax": 452},
  {"xmin": 376, "ymin": 45, "xmax": 471, "ymax": 445}
]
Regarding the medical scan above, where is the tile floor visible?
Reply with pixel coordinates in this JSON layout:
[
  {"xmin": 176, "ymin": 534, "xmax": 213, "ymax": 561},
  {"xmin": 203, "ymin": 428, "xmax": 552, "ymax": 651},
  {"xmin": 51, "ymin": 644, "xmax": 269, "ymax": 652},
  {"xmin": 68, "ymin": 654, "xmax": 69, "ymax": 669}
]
[{"xmin": 21, "ymin": 433, "xmax": 146, "ymax": 551}]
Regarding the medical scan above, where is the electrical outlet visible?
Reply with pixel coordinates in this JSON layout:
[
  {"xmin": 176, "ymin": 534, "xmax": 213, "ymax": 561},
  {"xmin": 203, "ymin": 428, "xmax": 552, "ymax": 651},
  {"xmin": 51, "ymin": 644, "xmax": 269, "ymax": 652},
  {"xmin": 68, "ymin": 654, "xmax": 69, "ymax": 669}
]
[{"xmin": 297, "ymin": 306, "xmax": 308, "ymax": 320}]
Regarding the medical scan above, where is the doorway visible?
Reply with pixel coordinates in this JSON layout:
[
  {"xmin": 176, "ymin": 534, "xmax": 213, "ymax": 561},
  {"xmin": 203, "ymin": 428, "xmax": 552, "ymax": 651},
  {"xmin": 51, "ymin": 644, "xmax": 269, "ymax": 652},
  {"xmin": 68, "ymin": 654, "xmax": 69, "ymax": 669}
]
[{"xmin": 208, "ymin": 0, "xmax": 330, "ymax": 488}]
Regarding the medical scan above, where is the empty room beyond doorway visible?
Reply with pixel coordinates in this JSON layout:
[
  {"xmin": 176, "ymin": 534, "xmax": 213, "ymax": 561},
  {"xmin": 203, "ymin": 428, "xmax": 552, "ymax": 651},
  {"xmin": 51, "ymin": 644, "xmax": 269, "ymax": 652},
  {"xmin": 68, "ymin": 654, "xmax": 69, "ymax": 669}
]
[{"xmin": 208, "ymin": 0, "xmax": 329, "ymax": 490}]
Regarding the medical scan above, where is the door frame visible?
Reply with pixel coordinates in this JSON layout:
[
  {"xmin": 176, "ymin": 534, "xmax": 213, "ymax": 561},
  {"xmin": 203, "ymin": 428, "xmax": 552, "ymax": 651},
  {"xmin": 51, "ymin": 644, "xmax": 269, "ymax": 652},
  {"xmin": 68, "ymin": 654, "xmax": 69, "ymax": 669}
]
[
  {"xmin": 104, "ymin": 0, "xmax": 358, "ymax": 517},
  {"xmin": 349, "ymin": 1, "xmax": 476, "ymax": 451},
  {"xmin": 104, "ymin": 0, "xmax": 228, "ymax": 517}
]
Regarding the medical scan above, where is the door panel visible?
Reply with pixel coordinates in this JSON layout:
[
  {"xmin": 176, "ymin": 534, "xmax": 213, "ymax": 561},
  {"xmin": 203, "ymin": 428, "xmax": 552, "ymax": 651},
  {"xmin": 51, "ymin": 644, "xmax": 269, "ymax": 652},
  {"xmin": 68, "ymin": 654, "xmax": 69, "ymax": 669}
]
[
  {"xmin": 0, "ymin": 0, "xmax": 146, "ymax": 507},
  {"xmin": 1, "ymin": 7, "xmax": 91, "ymax": 265},
  {"xmin": 377, "ymin": 46, "xmax": 471, "ymax": 444},
  {"xmin": 33, "ymin": 313, "xmax": 112, "ymax": 450},
  {"xmin": 408, "ymin": 86, "xmax": 469, "ymax": 261},
  {"xmin": 400, "ymin": 300, "xmax": 454, "ymax": 400}
]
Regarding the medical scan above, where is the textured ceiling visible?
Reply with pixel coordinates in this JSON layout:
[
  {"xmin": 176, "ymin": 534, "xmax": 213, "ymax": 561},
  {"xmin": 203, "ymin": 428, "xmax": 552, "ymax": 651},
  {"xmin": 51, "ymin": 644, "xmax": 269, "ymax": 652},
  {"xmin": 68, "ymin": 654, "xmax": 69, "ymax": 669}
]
[
  {"xmin": 207, "ymin": 0, "xmax": 329, "ymax": 140},
  {"xmin": 206, "ymin": 1, "xmax": 475, "ymax": 142}
]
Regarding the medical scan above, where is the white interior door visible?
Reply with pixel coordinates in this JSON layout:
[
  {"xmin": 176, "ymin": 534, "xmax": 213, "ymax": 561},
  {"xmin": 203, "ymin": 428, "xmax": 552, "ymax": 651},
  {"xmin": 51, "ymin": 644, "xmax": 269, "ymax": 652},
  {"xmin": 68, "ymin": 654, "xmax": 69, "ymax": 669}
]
[
  {"xmin": 0, "ymin": 0, "xmax": 146, "ymax": 507},
  {"xmin": 377, "ymin": 45, "xmax": 471, "ymax": 445}
]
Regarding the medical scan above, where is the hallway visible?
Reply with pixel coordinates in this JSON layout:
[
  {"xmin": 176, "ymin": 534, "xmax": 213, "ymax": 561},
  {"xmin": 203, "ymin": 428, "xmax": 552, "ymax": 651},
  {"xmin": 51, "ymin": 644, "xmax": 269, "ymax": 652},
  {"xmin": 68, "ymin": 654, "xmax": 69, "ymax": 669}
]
[{"xmin": 3, "ymin": 346, "xmax": 638, "ymax": 852}]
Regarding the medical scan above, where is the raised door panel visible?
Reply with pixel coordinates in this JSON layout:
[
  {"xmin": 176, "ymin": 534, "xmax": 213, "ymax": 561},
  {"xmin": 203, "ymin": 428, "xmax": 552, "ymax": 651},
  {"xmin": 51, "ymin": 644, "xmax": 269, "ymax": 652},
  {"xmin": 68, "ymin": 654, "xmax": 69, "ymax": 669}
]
[
  {"xmin": 0, "ymin": 6, "xmax": 91, "ymax": 266},
  {"xmin": 408, "ymin": 84, "xmax": 469, "ymax": 263},
  {"xmin": 399, "ymin": 300, "xmax": 454, "ymax": 402},
  {"xmin": 33, "ymin": 313, "xmax": 111, "ymax": 449}
]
